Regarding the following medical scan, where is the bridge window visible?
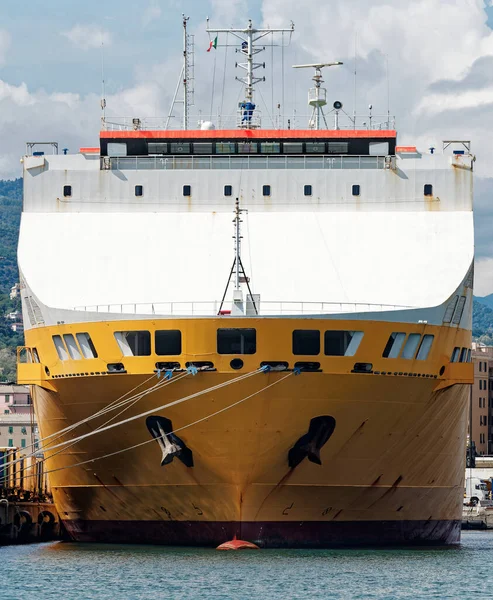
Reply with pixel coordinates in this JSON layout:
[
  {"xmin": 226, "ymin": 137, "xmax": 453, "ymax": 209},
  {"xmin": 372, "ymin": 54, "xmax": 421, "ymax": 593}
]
[
  {"xmin": 262, "ymin": 185, "xmax": 271, "ymax": 197},
  {"xmin": 76, "ymin": 333, "xmax": 98, "ymax": 358},
  {"xmin": 283, "ymin": 142, "xmax": 303, "ymax": 154},
  {"xmin": 216, "ymin": 142, "xmax": 236, "ymax": 154},
  {"xmin": 53, "ymin": 335, "xmax": 69, "ymax": 361},
  {"xmin": 325, "ymin": 331, "xmax": 363, "ymax": 356},
  {"xmin": 293, "ymin": 330, "xmax": 320, "ymax": 355},
  {"xmin": 260, "ymin": 142, "xmax": 281, "ymax": 154},
  {"xmin": 193, "ymin": 142, "xmax": 213, "ymax": 154},
  {"xmin": 148, "ymin": 142, "xmax": 168, "ymax": 154},
  {"xmin": 424, "ymin": 184, "xmax": 433, "ymax": 196},
  {"xmin": 155, "ymin": 330, "xmax": 182, "ymax": 355},
  {"xmin": 238, "ymin": 142, "xmax": 258, "ymax": 154},
  {"xmin": 352, "ymin": 184, "xmax": 360, "ymax": 196},
  {"xmin": 305, "ymin": 142, "xmax": 326, "ymax": 153},
  {"xmin": 304, "ymin": 185, "xmax": 312, "ymax": 196},
  {"xmin": 170, "ymin": 143, "xmax": 190, "ymax": 154},
  {"xmin": 382, "ymin": 332, "xmax": 406, "ymax": 358},
  {"xmin": 217, "ymin": 328, "xmax": 256, "ymax": 354},
  {"xmin": 135, "ymin": 185, "xmax": 143, "ymax": 197},
  {"xmin": 224, "ymin": 185, "xmax": 233, "ymax": 197},
  {"xmin": 183, "ymin": 185, "xmax": 191, "ymax": 197},
  {"xmin": 450, "ymin": 347, "xmax": 460, "ymax": 362},
  {"xmin": 63, "ymin": 185, "xmax": 72, "ymax": 198},
  {"xmin": 114, "ymin": 331, "xmax": 151, "ymax": 356},
  {"xmin": 328, "ymin": 142, "xmax": 349, "ymax": 154}
]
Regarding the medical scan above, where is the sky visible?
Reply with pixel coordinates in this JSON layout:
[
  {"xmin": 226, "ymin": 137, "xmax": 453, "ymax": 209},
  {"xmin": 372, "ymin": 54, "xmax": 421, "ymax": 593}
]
[{"xmin": 2, "ymin": 0, "xmax": 493, "ymax": 293}]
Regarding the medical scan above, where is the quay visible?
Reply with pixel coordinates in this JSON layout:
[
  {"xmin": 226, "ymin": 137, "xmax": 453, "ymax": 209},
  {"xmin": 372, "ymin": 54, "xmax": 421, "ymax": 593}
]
[{"xmin": 0, "ymin": 498, "xmax": 60, "ymax": 544}]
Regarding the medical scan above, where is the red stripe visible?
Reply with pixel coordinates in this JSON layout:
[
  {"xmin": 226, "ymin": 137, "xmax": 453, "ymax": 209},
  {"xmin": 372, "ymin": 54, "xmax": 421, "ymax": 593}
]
[{"xmin": 101, "ymin": 129, "xmax": 397, "ymax": 140}]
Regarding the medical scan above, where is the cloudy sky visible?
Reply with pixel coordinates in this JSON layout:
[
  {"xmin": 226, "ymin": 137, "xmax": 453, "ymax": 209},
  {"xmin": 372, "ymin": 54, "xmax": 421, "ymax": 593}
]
[{"xmin": 2, "ymin": 0, "xmax": 493, "ymax": 293}]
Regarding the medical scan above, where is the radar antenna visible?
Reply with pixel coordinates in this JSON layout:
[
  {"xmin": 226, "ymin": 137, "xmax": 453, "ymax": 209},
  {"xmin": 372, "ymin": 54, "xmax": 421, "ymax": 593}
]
[{"xmin": 292, "ymin": 62, "xmax": 343, "ymax": 130}]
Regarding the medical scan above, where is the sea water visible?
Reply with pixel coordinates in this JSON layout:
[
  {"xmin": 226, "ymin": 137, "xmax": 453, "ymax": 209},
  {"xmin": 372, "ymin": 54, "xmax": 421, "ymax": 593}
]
[{"xmin": 0, "ymin": 531, "xmax": 490, "ymax": 599}]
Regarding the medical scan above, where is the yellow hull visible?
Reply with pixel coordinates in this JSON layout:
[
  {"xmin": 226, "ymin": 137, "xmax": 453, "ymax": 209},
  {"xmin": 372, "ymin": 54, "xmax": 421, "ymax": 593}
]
[{"xmin": 20, "ymin": 317, "xmax": 472, "ymax": 546}]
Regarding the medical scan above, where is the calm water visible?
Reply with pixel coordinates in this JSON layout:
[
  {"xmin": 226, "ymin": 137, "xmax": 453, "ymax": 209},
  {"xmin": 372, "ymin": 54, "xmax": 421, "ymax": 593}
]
[{"xmin": 1, "ymin": 531, "xmax": 492, "ymax": 599}]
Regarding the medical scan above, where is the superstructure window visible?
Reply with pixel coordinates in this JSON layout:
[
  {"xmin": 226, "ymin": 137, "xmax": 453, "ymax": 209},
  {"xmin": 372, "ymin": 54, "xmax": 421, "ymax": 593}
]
[
  {"xmin": 238, "ymin": 142, "xmax": 258, "ymax": 154},
  {"xmin": 424, "ymin": 184, "xmax": 433, "ymax": 196},
  {"xmin": 283, "ymin": 142, "xmax": 303, "ymax": 154},
  {"xmin": 53, "ymin": 335, "xmax": 69, "ymax": 361},
  {"xmin": 148, "ymin": 143, "xmax": 168, "ymax": 154},
  {"xmin": 262, "ymin": 185, "xmax": 271, "ymax": 197},
  {"xmin": 260, "ymin": 142, "xmax": 281, "ymax": 154},
  {"xmin": 217, "ymin": 328, "xmax": 256, "ymax": 354},
  {"xmin": 328, "ymin": 142, "xmax": 349, "ymax": 154},
  {"xmin": 382, "ymin": 332, "xmax": 406, "ymax": 358},
  {"xmin": 216, "ymin": 142, "xmax": 236, "ymax": 154},
  {"xmin": 183, "ymin": 185, "xmax": 191, "ymax": 197},
  {"xmin": 293, "ymin": 330, "xmax": 320, "ymax": 355},
  {"xmin": 443, "ymin": 296, "xmax": 459, "ymax": 323},
  {"xmin": 305, "ymin": 142, "xmax": 326, "ymax": 153},
  {"xmin": 63, "ymin": 334, "xmax": 81, "ymax": 360},
  {"xmin": 76, "ymin": 333, "xmax": 98, "ymax": 358},
  {"xmin": 224, "ymin": 185, "xmax": 233, "ymax": 197},
  {"xmin": 135, "ymin": 185, "xmax": 143, "ymax": 197},
  {"xmin": 63, "ymin": 185, "xmax": 72, "ymax": 198},
  {"xmin": 401, "ymin": 334, "xmax": 421, "ymax": 359},
  {"xmin": 114, "ymin": 331, "xmax": 151, "ymax": 356},
  {"xmin": 460, "ymin": 347, "xmax": 469, "ymax": 363},
  {"xmin": 451, "ymin": 347, "xmax": 460, "ymax": 362},
  {"xmin": 352, "ymin": 184, "xmax": 360, "ymax": 196},
  {"xmin": 416, "ymin": 335, "xmax": 434, "ymax": 360},
  {"xmin": 304, "ymin": 185, "xmax": 312, "ymax": 196},
  {"xmin": 155, "ymin": 330, "xmax": 182, "ymax": 355},
  {"xmin": 193, "ymin": 142, "xmax": 213, "ymax": 154},
  {"xmin": 170, "ymin": 143, "xmax": 190, "ymax": 154},
  {"xmin": 325, "ymin": 331, "xmax": 363, "ymax": 356}
]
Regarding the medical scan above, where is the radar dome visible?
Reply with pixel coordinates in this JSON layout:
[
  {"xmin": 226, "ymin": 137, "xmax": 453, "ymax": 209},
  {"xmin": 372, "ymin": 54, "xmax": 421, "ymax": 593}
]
[{"xmin": 200, "ymin": 121, "xmax": 216, "ymax": 131}]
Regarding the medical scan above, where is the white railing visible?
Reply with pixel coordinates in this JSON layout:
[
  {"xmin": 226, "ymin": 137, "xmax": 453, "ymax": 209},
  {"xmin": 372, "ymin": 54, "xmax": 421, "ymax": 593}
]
[
  {"xmin": 72, "ymin": 300, "xmax": 413, "ymax": 317},
  {"xmin": 106, "ymin": 154, "xmax": 390, "ymax": 171},
  {"xmin": 102, "ymin": 113, "xmax": 396, "ymax": 132}
]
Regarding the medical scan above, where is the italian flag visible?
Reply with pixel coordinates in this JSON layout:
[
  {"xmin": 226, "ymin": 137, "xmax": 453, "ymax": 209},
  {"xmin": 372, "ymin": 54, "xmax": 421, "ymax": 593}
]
[{"xmin": 207, "ymin": 36, "xmax": 218, "ymax": 52}]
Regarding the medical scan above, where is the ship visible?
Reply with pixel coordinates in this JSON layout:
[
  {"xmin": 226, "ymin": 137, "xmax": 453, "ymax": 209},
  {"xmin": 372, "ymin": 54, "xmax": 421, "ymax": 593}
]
[{"xmin": 16, "ymin": 18, "xmax": 474, "ymax": 547}]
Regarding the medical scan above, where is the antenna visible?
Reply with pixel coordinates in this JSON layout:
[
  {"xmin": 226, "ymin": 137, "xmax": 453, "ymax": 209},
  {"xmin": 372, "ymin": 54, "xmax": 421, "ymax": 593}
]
[
  {"xmin": 353, "ymin": 32, "xmax": 357, "ymax": 130},
  {"xmin": 292, "ymin": 62, "xmax": 343, "ymax": 130},
  {"xmin": 206, "ymin": 20, "xmax": 294, "ymax": 129},
  {"xmin": 100, "ymin": 36, "xmax": 107, "ymax": 127}
]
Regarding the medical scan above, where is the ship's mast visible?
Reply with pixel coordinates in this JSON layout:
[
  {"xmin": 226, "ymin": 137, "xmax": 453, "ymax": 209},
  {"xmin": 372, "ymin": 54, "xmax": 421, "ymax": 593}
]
[
  {"xmin": 234, "ymin": 197, "xmax": 244, "ymax": 290},
  {"xmin": 206, "ymin": 19, "xmax": 294, "ymax": 107}
]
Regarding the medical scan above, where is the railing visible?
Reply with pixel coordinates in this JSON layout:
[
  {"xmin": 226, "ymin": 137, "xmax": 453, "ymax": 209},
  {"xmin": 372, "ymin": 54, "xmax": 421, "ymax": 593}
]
[
  {"xmin": 72, "ymin": 301, "xmax": 413, "ymax": 316},
  {"xmin": 106, "ymin": 154, "xmax": 390, "ymax": 171},
  {"xmin": 102, "ymin": 114, "xmax": 396, "ymax": 132}
]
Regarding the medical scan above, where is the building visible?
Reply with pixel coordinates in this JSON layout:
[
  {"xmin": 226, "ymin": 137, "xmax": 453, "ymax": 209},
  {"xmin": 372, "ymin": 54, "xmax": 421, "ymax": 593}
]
[
  {"xmin": 0, "ymin": 385, "xmax": 36, "ymax": 451},
  {"xmin": 0, "ymin": 384, "xmax": 32, "ymax": 415},
  {"xmin": 9, "ymin": 283, "xmax": 20, "ymax": 300},
  {"xmin": 471, "ymin": 343, "xmax": 493, "ymax": 455}
]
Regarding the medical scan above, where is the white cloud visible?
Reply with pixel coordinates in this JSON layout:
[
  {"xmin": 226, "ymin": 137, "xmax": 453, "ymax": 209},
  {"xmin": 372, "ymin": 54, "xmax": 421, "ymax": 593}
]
[
  {"xmin": 475, "ymin": 258, "xmax": 493, "ymax": 296},
  {"xmin": 142, "ymin": 1, "xmax": 162, "ymax": 27},
  {"xmin": 62, "ymin": 24, "xmax": 111, "ymax": 50},
  {"xmin": 0, "ymin": 30, "xmax": 11, "ymax": 66}
]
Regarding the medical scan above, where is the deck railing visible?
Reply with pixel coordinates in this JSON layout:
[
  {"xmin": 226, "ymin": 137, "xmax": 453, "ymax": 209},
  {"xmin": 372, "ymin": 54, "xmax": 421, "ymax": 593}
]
[
  {"xmin": 72, "ymin": 300, "xmax": 413, "ymax": 317},
  {"xmin": 106, "ymin": 154, "xmax": 391, "ymax": 171}
]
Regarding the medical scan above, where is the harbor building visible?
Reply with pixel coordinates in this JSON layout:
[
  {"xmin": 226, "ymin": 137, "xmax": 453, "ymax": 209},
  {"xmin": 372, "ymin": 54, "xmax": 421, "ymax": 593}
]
[{"xmin": 470, "ymin": 344, "xmax": 493, "ymax": 455}]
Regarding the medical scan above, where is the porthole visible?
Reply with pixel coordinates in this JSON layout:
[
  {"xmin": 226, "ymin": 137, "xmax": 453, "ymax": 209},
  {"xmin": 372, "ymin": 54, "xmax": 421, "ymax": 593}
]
[{"xmin": 230, "ymin": 358, "xmax": 244, "ymax": 370}]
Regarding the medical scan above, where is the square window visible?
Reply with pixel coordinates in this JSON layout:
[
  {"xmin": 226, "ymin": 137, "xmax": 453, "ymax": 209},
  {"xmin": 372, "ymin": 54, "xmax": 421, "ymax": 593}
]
[
  {"xmin": 293, "ymin": 330, "xmax": 320, "ymax": 355},
  {"xmin": 114, "ymin": 331, "xmax": 151, "ymax": 356},
  {"xmin": 324, "ymin": 331, "xmax": 363, "ymax": 356},
  {"xmin": 148, "ymin": 142, "xmax": 168, "ymax": 154},
  {"xmin": 135, "ymin": 185, "xmax": 143, "ymax": 197},
  {"xmin": 304, "ymin": 185, "xmax": 312, "ymax": 196},
  {"xmin": 262, "ymin": 185, "xmax": 271, "ymax": 197},
  {"xmin": 63, "ymin": 185, "xmax": 72, "ymax": 198},
  {"xmin": 305, "ymin": 142, "xmax": 326, "ymax": 153},
  {"xmin": 283, "ymin": 142, "xmax": 303, "ymax": 154},
  {"xmin": 224, "ymin": 185, "xmax": 233, "ymax": 197},
  {"xmin": 216, "ymin": 142, "xmax": 236, "ymax": 154},
  {"xmin": 424, "ymin": 184, "xmax": 433, "ymax": 196},
  {"xmin": 155, "ymin": 330, "xmax": 182, "ymax": 355},
  {"xmin": 217, "ymin": 329, "xmax": 256, "ymax": 354},
  {"xmin": 352, "ymin": 184, "xmax": 360, "ymax": 196},
  {"xmin": 183, "ymin": 185, "xmax": 191, "ymax": 197},
  {"xmin": 238, "ymin": 142, "xmax": 257, "ymax": 154},
  {"xmin": 193, "ymin": 142, "xmax": 213, "ymax": 154}
]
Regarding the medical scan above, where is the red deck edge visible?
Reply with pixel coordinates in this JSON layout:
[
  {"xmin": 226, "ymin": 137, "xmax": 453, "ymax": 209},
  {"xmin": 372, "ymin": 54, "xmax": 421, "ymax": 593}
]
[
  {"xmin": 395, "ymin": 146, "xmax": 417, "ymax": 152},
  {"xmin": 100, "ymin": 129, "xmax": 397, "ymax": 140},
  {"xmin": 79, "ymin": 147, "xmax": 100, "ymax": 153}
]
